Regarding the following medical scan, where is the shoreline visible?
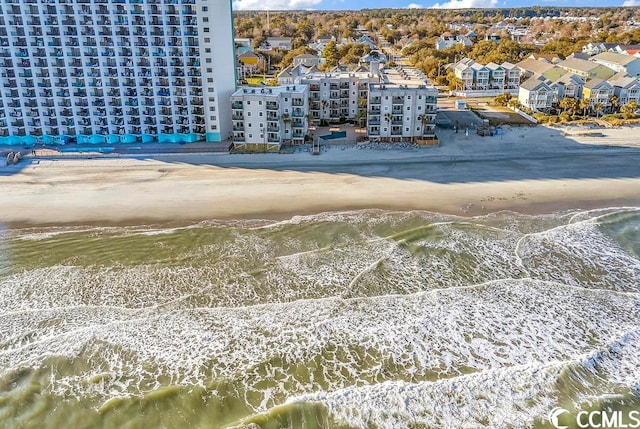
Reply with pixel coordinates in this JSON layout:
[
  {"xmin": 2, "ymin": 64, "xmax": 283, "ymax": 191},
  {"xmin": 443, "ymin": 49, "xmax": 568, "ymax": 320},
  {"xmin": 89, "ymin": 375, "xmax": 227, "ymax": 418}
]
[
  {"xmin": 2, "ymin": 124, "xmax": 640, "ymax": 227},
  {"xmin": 1, "ymin": 158, "xmax": 640, "ymax": 228}
]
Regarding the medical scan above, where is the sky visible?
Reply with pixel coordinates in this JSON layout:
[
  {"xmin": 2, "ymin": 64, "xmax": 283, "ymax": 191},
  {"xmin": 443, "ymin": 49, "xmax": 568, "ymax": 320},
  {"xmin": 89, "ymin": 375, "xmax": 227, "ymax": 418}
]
[{"xmin": 231, "ymin": 0, "xmax": 640, "ymax": 10}]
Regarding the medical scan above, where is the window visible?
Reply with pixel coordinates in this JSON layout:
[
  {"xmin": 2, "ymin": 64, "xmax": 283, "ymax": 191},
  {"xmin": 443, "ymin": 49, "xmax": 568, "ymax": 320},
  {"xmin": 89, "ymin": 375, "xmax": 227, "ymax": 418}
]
[
  {"xmin": 249, "ymin": 134, "xmax": 252, "ymax": 138},
  {"xmin": 407, "ymin": 106, "xmax": 410, "ymax": 111},
  {"xmin": 417, "ymin": 106, "xmax": 422, "ymax": 111},
  {"xmin": 405, "ymin": 127, "xmax": 409, "ymax": 132},
  {"xmin": 203, "ymin": 17, "xmax": 208, "ymax": 23},
  {"xmin": 210, "ymin": 116, "xmax": 216, "ymax": 121},
  {"xmin": 207, "ymin": 78, "xmax": 213, "ymax": 83},
  {"xmin": 202, "ymin": 6, "xmax": 208, "ymax": 11},
  {"xmin": 209, "ymin": 106, "xmax": 215, "ymax": 111},
  {"xmin": 247, "ymin": 100, "xmax": 250, "ymax": 105},
  {"xmin": 206, "ymin": 58, "xmax": 212, "ymax": 63},
  {"xmin": 259, "ymin": 112, "xmax": 263, "ymax": 116},
  {"xmin": 208, "ymin": 97, "xmax": 215, "ymax": 102},
  {"xmin": 407, "ymin": 95, "xmax": 411, "ymax": 99},
  {"xmin": 258, "ymin": 100, "xmax": 262, "ymax": 105},
  {"xmin": 204, "ymin": 39, "xmax": 210, "ymax": 44},
  {"xmin": 383, "ymin": 128, "xmax": 387, "ymax": 132},
  {"xmin": 207, "ymin": 68, "xmax": 212, "ymax": 73},
  {"xmin": 204, "ymin": 28, "xmax": 209, "ymax": 33},
  {"xmin": 208, "ymin": 88, "xmax": 214, "ymax": 92},
  {"xmin": 205, "ymin": 48, "xmax": 211, "ymax": 53},
  {"xmin": 211, "ymin": 125, "xmax": 217, "ymax": 130}
]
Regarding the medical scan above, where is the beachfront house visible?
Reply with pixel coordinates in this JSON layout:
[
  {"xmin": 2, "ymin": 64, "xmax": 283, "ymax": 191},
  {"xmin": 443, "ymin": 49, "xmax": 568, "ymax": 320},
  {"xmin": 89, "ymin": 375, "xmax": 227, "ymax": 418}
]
[
  {"xmin": 230, "ymin": 85, "xmax": 309, "ymax": 151},
  {"xmin": 453, "ymin": 58, "xmax": 475, "ymax": 90},
  {"xmin": 518, "ymin": 76, "xmax": 554, "ymax": 112},
  {"xmin": 502, "ymin": 62, "xmax": 522, "ymax": 90},
  {"xmin": 591, "ymin": 52, "xmax": 640, "ymax": 77},
  {"xmin": 609, "ymin": 73, "xmax": 640, "ymax": 106},
  {"xmin": 486, "ymin": 63, "xmax": 506, "ymax": 90},
  {"xmin": 471, "ymin": 63, "xmax": 490, "ymax": 90},
  {"xmin": 582, "ymin": 79, "xmax": 614, "ymax": 112},
  {"xmin": 552, "ymin": 73, "xmax": 585, "ymax": 101}
]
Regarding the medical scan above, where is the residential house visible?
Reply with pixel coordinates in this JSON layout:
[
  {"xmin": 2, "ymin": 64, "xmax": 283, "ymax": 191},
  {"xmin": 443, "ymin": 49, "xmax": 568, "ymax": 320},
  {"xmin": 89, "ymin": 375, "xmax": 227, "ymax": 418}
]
[
  {"xmin": 518, "ymin": 76, "xmax": 554, "ymax": 112},
  {"xmin": 609, "ymin": 73, "xmax": 640, "ymax": 106},
  {"xmin": 453, "ymin": 58, "xmax": 475, "ymax": 90},
  {"xmin": 582, "ymin": 42, "xmax": 620, "ymax": 56},
  {"xmin": 516, "ymin": 58, "xmax": 567, "ymax": 81},
  {"xmin": 486, "ymin": 62, "xmax": 506, "ymax": 90},
  {"xmin": 259, "ymin": 37, "xmax": 293, "ymax": 52},
  {"xmin": 553, "ymin": 73, "xmax": 584, "ymax": 100},
  {"xmin": 277, "ymin": 63, "xmax": 321, "ymax": 85},
  {"xmin": 293, "ymin": 54, "xmax": 321, "ymax": 68},
  {"xmin": 358, "ymin": 35, "xmax": 377, "ymax": 51},
  {"xmin": 591, "ymin": 52, "xmax": 640, "ymax": 77},
  {"xmin": 360, "ymin": 50, "xmax": 387, "ymax": 66},
  {"xmin": 435, "ymin": 33, "xmax": 473, "ymax": 50},
  {"xmin": 558, "ymin": 57, "xmax": 616, "ymax": 80},
  {"xmin": 471, "ymin": 62, "xmax": 490, "ymax": 90},
  {"xmin": 502, "ymin": 62, "xmax": 522, "ymax": 90},
  {"xmin": 582, "ymin": 79, "xmax": 614, "ymax": 110},
  {"xmin": 237, "ymin": 51, "xmax": 261, "ymax": 73}
]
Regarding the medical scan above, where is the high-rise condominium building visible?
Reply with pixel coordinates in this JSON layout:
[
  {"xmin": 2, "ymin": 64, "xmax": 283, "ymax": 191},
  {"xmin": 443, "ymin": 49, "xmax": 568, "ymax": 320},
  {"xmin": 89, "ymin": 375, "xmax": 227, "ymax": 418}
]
[{"xmin": 0, "ymin": 0, "xmax": 236, "ymax": 144}]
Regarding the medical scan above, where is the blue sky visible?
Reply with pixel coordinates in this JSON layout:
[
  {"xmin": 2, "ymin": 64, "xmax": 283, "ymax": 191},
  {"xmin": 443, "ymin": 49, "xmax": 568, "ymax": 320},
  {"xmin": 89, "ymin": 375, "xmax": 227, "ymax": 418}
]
[{"xmin": 231, "ymin": 0, "xmax": 639, "ymax": 10}]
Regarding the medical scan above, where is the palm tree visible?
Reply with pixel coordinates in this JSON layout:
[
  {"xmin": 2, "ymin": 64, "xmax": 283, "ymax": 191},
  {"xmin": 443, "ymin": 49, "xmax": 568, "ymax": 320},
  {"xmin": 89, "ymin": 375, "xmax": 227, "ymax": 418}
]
[
  {"xmin": 384, "ymin": 113, "xmax": 392, "ymax": 142},
  {"xmin": 621, "ymin": 99, "xmax": 639, "ymax": 116},
  {"xmin": 609, "ymin": 95, "xmax": 619, "ymax": 114},
  {"xmin": 579, "ymin": 98, "xmax": 591, "ymax": 118},
  {"xmin": 320, "ymin": 100, "xmax": 329, "ymax": 125},
  {"xmin": 594, "ymin": 102, "xmax": 604, "ymax": 118},
  {"xmin": 559, "ymin": 97, "xmax": 577, "ymax": 116},
  {"xmin": 281, "ymin": 113, "xmax": 291, "ymax": 144},
  {"xmin": 418, "ymin": 114, "xmax": 429, "ymax": 140}
]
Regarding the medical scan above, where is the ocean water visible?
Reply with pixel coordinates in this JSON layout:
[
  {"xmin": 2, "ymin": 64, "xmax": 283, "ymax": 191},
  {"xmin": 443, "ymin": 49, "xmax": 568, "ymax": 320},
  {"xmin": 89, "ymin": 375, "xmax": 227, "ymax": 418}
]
[{"xmin": 0, "ymin": 208, "xmax": 639, "ymax": 429}]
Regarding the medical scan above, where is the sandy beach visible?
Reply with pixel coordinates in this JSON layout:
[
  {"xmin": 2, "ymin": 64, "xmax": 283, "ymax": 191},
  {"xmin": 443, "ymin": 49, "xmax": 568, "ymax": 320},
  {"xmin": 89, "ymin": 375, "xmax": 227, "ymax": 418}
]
[{"xmin": 1, "ymin": 123, "xmax": 640, "ymax": 226}]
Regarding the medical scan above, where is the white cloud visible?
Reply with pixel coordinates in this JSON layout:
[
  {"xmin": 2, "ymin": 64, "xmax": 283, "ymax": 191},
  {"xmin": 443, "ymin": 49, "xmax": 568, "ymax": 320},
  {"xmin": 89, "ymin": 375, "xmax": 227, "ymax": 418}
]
[
  {"xmin": 232, "ymin": 0, "xmax": 322, "ymax": 10},
  {"xmin": 622, "ymin": 0, "xmax": 640, "ymax": 5},
  {"xmin": 430, "ymin": 0, "xmax": 498, "ymax": 8},
  {"xmin": 407, "ymin": 2, "xmax": 424, "ymax": 7}
]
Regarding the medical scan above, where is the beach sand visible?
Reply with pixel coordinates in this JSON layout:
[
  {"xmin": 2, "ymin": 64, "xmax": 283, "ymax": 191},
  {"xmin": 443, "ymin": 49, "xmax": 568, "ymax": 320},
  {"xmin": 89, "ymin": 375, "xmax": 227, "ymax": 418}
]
[{"xmin": 2, "ymin": 124, "xmax": 640, "ymax": 225}]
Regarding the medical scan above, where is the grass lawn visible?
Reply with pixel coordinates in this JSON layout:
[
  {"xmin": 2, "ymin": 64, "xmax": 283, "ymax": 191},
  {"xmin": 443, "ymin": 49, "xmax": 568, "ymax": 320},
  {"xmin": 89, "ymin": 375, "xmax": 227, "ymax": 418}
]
[{"xmin": 246, "ymin": 77, "xmax": 265, "ymax": 86}]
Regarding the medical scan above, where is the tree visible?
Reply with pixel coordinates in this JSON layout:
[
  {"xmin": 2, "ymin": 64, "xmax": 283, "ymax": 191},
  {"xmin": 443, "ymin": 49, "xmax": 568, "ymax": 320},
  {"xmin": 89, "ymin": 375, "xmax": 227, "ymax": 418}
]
[
  {"xmin": 579, "ymin": 98, "xmax": 591, "ymax": 117},
  {"xmin": 322, "ymin": 41, "xmax": 339, "ymax": 69},
  {"xmin": 620, "ymin": 99, "xmax": 638, "ymax": 116},
  {"xmin": 559, "ymin": 97, "xmax": 578, "ymax": 116},
  {"xmin": 418, "ymin": 114, "xmax": 429, "ymax": 138},
  {"xmin": 609, "ymin": 95, "xmax": 619, "ymax": 114},
  {"xmin": 594, "ymin": 102, "xmax": 604, "ymax": 118}
]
